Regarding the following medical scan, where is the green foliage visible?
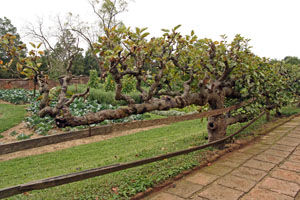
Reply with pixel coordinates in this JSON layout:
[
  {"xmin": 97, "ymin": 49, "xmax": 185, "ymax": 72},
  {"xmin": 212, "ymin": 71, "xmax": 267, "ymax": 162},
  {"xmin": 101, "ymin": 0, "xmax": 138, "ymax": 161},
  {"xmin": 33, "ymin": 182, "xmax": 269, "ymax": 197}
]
[
  {"xmin": 25, "ymin": 100, "xmax": 55, "ymax": 135},
  {"xmin": 26, "ymin": 114, "xmax": 54, "ymax": 136},
  {"xmin": 16, "ymin": 133, "xmax": 33, "ymax": 140},
  {"xmin": 104, "ymin": 74, "xmax": 137, "ymax": 93},
  {"xmin": 122, "ymin": 75, "xmax": 136, "ymax": 93},
  {"xmin": 88, "ymin": 69, "xmax": 100, "ymax": 89},
  {"xmin": 0, "ymin": 89, "xmax": 33, "ymax": 104},
  {"xmin": 68, "ymin": 84, "xmax": 141, "ymax": 106},
  {"xmin": 47, "ymin": 30, "xmax": 83, "ymax": 79},
  {"xmin": 9, "ymin": 130, "xmax": 18, "ymax": 136},
  {"xmin": 104, "ymin": 73, "xmax": 115, "ymax": 92},
  {"xmin": 0, "ymin": 17, "xmax": 26, "ymax": 78},
  {"xmin": 283, "ymin": 56, "xmax": 300, "ymax": 65},
  {"xmin": 173, "ymin": 104, "xmax": 202, "ymax": 113},
  {"xmin": 151, "ymin": 110, "xmax": 186, "ymax": 117}
]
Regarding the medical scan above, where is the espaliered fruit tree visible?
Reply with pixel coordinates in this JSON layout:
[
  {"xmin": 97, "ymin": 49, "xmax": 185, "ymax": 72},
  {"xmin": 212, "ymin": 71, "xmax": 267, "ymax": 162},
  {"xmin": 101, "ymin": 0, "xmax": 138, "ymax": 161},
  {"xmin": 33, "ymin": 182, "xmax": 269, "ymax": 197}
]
[{"xmin": 0, "ymin": 25, "xmax": 297, "ymax": 148}]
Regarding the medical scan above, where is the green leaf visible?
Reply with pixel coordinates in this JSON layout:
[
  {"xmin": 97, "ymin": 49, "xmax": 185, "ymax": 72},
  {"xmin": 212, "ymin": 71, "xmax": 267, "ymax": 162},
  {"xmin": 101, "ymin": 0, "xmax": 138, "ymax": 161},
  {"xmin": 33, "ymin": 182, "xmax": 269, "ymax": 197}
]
[
  {"xmin": 136, "ymin": 27, "xmax": 140, "ymax": 34},
  {"xmin": 173, "ymin": 24, "xmax": 182, "ymax": 31},
  {"xmin": 140, "ymin": 27, "xmax": 148, "ymax": 33},
  {"xmin": 37, "ymin": 42, "xmax": 42, "ymax": 49},
  {"xmin": 141, "ymin": 32, "xmax": 150, "ymax": 39},
  {"xmin": 29, "ymin": 42, "xmax": 36, "ymax": 48},
  {"xmin": 161, "ymin": 28, "xmax": 170, "ymax": 33},
  {"xmin": 191, "ymin": 30, "xmax": 195, "ymax": 36}
]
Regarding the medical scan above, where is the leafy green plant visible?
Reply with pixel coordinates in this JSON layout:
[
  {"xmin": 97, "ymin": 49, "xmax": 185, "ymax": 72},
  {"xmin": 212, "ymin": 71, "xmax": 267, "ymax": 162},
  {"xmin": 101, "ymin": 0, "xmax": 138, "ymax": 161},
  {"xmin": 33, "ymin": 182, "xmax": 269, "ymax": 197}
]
[
  {"xmin": 104, "ymin": 73, "xmax": 115, "ymax": 92},
  {"xmin": 68, "ymin": 84, "xmax": 141, "ymax": 106},
  {"xmin": 9, "ymin": 131, "xmax": 18, "ymax": 136},
  {"xmin": 122, "ymin": 75, "xmax": 136, "ymax": 94},
  {"xmin": 0, "ymin": 89, "xmax": 33, "ymax": 104},
  {"xmin": 16, "ymin": 133, "xmax": 33, "ymax": 140},
  {"xmin": 88, "ymin": 70, "xmax": 100, "ymax": 89},
  {"xmin": 0, "ymin": 134, "xmax": 3, "ymax": 139}
]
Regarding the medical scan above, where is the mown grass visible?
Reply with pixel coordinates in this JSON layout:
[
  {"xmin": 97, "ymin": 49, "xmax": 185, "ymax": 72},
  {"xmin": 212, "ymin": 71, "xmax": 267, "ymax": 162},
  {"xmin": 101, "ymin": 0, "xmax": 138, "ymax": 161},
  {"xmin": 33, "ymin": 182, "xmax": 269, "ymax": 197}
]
[
  {"xmin": 0, "ymin": 104, "xmax": 27, "ymax": 134},
  {"xmin": 0, "ymin": 105, "xmax": 299, "ymax": 200}
]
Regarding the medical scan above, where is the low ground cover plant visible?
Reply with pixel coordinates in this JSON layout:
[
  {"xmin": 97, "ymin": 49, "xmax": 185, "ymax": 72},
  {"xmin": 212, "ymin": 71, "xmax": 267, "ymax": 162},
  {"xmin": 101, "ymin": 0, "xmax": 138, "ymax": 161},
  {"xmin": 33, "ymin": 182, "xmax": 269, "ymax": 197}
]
[
  {"xmin": 0, "ymin": 89, "xmax": 33, "ymax": 104},
  {"xmin": 25, "ymin": 97, "xmax": 150, "ymax": 135}
]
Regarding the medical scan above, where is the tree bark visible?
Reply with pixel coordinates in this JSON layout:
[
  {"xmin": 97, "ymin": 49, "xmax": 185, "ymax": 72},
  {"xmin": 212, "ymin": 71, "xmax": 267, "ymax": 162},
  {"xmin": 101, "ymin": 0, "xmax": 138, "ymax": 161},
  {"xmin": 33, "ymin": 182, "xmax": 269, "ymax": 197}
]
[
  {"xmin": 207, "ymin": 86, "xmax": 227, "ymax": 149},
  {"xmin": 55, "ymin": 93, "xmax": 208, "ymax": 128}
]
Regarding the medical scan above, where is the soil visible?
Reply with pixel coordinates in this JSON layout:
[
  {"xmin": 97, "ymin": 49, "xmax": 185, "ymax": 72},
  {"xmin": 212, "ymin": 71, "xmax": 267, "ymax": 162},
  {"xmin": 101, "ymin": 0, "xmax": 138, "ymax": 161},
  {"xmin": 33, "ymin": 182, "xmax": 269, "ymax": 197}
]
[
  {"xmin": 0, "ymin": 100, "xmax": 12, "ymax": 104},
  {"xmin": 0, "ymin": 124, "xmax": 167, "ymax": 161},
  {"xmin": 0, "ymin": 122, "xmax": 64, "ymax": 144}
]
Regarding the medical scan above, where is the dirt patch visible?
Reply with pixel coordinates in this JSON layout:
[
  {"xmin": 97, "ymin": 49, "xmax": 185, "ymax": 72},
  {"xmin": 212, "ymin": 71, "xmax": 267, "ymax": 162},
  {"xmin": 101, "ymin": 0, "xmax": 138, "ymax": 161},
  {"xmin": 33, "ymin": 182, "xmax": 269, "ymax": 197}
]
[
  {"xmin": 0, "ymin": 124, "xmax": 167, "ymax": 161},
  {"xmin": 0, "ymin": 122, "xmax": 64, "ymax": 144},
  {"xmin": 0, "ymin": 100, "xmax": 12, "ymax": 104}
]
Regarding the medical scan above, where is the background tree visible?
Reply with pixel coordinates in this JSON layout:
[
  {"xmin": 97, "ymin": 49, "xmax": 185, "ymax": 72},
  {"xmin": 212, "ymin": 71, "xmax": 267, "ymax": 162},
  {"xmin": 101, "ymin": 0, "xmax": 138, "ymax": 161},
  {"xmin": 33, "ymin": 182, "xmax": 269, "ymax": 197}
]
[
  {"xmin": 25, "ymin": 17, "xmax": 83, "ymax": 80},
  {"xmin": 68, "ymin": 0, "xmax": 131, "ymax": 78},
  {"xmin": 0, "ymin": 17, "xmax": 26, "ymax": 78},
  {"xmin": 283, "ymin": 56, "xmax": 300, "ymax": 65}
]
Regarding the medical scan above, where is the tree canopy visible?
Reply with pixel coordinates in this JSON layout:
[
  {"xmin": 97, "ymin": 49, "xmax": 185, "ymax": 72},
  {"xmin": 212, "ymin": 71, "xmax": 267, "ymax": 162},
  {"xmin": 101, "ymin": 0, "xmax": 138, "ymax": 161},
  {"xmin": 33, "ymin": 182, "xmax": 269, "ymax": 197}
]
[{"xmin": 0, "ymin": 17, "xmax": 26, "ymax": 78}]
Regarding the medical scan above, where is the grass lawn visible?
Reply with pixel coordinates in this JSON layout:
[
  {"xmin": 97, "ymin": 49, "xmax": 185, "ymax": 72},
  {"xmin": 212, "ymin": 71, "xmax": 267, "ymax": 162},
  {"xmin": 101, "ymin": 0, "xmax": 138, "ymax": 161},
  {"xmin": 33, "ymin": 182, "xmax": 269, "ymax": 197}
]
[
  {"xmin": 0, "ymin": 105, "xmax": 299, "ymax": 199},
  {"xmin": 0, "ymin": 104, "xmax": 27, "ymax": 135}
]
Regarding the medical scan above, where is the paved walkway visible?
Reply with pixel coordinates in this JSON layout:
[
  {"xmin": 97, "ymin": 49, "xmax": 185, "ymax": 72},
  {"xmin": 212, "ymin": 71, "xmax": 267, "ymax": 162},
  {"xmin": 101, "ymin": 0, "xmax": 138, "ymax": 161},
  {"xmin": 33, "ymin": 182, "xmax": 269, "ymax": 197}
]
[{"xmin": 145, "ymin": 116, "xmax": 300, "ymax": 200}]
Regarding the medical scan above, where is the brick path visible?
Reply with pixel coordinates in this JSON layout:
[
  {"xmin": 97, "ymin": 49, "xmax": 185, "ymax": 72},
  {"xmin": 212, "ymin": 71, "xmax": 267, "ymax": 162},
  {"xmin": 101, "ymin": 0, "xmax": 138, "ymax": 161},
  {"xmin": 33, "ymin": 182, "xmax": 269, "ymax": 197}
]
[{"xmin": 145, "ymin": 116, "xmax": 300, "ymax": 200}]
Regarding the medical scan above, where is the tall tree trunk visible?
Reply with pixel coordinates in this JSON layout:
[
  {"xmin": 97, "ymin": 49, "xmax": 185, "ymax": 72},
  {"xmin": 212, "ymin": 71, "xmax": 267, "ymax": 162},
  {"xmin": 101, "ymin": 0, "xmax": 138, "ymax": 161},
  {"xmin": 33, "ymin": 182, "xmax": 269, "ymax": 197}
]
[
  {"xmin": 265, "ymin": 96, "xmax": 271, "ymax": 122},
  {"xmin": 207, "ymin": 114, "xmax": 227, "ymax": 148}
]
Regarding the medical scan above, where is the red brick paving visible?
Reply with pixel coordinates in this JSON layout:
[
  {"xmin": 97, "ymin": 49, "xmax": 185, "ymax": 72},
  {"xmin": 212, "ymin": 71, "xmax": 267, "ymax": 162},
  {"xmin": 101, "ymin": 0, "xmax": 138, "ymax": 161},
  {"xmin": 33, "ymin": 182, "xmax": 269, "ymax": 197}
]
[
  {"xmin": 271, "ymin": 168, "xmax": 300, "ymax": 185},
  {"xmin": 241, "ymin": 187, "xmax": 294, "ymax": 200},
  {"xmin": 271, "ymin": 144, "xmax": 296, "ymax": 152},
  {"xmin": 253, "ymin": 152, "xmax": 285, "ymax": 164},
  {"xmin": 280, "ymin": 161, "xmax": 300, "ymax": 172},
  {"xmin": 145, "ymin": 117, "xmax": 300, "ymax": 200},
  {"xmin": 243, "ymin": 159, "xmax": 275, "ymax": 171},
  {"xmin": 231, "ymin": 166, "xmax": 267, "ymax": 181},
  {"xmin": 165, "ymin": 180, "xmax": 203, "ymax": 198},
  {"xmin": 185, "ymin": 172, "xmax": 219, "ymax": 185},
  {"xmin": 258, "ymin": 177, "xmax": 299, "ymax": 197},
  {"xmin": 216, "ymin": 174, "xmax": 256, "ymax": 192},
  {"xmin": 197, "ymin": 184, "xmax": 244, "ymax": 200}
]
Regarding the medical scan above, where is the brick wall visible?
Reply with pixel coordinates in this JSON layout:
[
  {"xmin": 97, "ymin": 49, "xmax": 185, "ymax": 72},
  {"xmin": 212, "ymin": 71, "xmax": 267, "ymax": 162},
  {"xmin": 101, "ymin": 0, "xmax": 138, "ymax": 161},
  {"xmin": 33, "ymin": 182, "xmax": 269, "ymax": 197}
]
[{"xmin": 0, "ymin": 77, "xmax": 89, "ymax": 90}]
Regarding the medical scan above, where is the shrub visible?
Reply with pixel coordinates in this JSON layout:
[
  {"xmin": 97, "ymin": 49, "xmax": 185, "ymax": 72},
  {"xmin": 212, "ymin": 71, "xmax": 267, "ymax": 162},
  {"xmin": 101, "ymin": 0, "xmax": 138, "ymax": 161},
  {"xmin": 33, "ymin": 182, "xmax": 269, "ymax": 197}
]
[
  {"xmin": 68, "ymin": 84, "xmax": 141, "ymax": 106},
  {"xmin": 104, "ymin": 73, "xmax": 115, "ymax": 92},
  {"xmin": 88, "ymin": 70, "xmax": 100, "ymax": 89},
  {"xmin": 122, "ymin": 75, "xmax": 137, "ymax": 94}
]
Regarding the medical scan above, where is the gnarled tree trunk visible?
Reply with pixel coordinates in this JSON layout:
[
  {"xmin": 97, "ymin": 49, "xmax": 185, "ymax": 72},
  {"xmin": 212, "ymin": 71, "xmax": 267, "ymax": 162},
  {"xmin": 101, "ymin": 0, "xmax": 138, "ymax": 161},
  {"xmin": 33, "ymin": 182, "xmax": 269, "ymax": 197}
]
[{"xmin": 207, "ymin": 87, "xmax": 227, "ymax": 149}]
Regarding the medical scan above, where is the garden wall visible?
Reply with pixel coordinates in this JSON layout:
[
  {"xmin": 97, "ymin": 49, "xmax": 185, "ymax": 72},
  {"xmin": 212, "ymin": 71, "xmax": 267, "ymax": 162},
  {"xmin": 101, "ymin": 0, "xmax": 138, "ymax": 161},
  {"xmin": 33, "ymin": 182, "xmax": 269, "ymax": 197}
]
[{"xmin": 0, "ymin": 76, "xmax": 89, "ymax": 90}]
